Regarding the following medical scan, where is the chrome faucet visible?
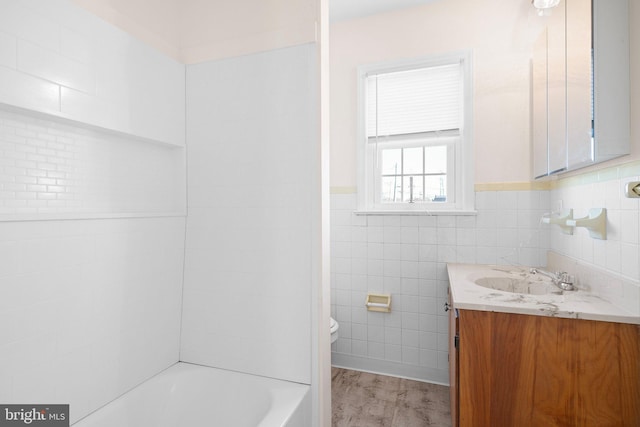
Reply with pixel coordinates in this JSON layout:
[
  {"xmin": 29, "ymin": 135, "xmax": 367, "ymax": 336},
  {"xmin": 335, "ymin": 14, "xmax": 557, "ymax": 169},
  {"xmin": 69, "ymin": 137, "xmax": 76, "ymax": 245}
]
[{"xmin": 529, "ymin": 268, "xmax": 575, "ymax": 291}]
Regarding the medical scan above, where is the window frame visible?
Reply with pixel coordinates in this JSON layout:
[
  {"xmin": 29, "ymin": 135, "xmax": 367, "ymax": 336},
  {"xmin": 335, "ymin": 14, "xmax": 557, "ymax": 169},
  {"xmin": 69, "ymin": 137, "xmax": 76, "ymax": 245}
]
[
  {"xmin": 375, "ymin": 136, "xmax": 456, "ymax": 205},
  {"xmin": 356, "ymin": 51, "xmax": 474, "ymax": 214}
]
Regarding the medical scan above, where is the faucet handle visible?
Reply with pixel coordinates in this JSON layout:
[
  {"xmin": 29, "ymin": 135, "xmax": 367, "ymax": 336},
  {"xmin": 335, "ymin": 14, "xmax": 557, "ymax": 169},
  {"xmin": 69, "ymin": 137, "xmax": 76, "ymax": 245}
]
[
  {"xmin": 558, "ymin": 272, "xmax": 574, "ymax": 284},
  {"xmin": 556, "ymin": 272, "xmax": 575, "ymax": 290}
]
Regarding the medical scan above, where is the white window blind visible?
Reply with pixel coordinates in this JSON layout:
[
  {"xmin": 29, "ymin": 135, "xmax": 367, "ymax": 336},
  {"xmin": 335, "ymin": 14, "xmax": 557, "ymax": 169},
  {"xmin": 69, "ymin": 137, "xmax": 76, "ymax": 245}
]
[{"xmin": 366, "ymin": 63, "xmax": 462, "ymax": 139}]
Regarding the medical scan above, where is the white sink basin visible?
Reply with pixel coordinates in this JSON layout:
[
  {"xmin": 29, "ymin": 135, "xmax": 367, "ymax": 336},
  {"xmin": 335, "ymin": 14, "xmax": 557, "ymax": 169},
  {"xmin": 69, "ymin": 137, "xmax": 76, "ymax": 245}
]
[
  {"xmin": 474, "ymin": 276, "xmax": 562, "ymax": 295},
  {"xmin": 447, "ymin": 263, "xmax": 640, "ymax": 324}
]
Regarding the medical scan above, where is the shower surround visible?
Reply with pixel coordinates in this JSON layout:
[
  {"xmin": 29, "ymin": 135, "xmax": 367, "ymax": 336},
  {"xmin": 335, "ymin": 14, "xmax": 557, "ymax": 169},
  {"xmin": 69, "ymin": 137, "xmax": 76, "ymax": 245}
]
[{"xmin": 0, "ymin": 0, "xmax": 323, "ymax": 424}]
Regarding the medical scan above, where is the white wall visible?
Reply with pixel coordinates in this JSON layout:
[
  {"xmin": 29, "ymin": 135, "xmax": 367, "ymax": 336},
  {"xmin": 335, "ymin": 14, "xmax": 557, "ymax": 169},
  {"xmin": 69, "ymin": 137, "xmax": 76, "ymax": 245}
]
[
  {"xmin": 330, "ymin": 190, "xmax": 550, "ymax": 382},
  {"xmin": 0, "ymin": 110, "xmax": 186, "ymax": 424},
  {"xmin": 71, "ymin": 0, "xmax": 318, "ymax": 64},
  {"xmin": 178, "ymin": 0, "xmax": 317, "ymax": 64},
  {"xmin": 545, "ymin": 0, "xmax": 640, "ymax": 306},
  {"xmin": 0, "ymin": 1, "xmax": 328, "ymax": 424},
  {"xmin": 181, "ymin": 44, "xmax": 318, "ymax": 384},
  {"xmin": 0, "ymin": 216, "xmax": 185, "ymax": 424},
  {"xmin": 330, "ymin": 0, "xmax": 546, "ymax": 187},
  {"xmin": 330, "ymin": 0, "xmax": 640, "ymax": 188},
  {"xmin": 549, "ymin": 168, "xmax": 640, "ymax": 312},
  {"xmin": 0, "ymin": 0, "xmax": 185, "ymax": 146},
  {"xmin": 0, "ymin": 108, "xmax": 184, "ymax": 218},
  {"xmin": 328, "ymin": 0, "xmax": 640, "ymax": 383},
  {"xmin": 0, "ymin": 1, "xmax": 187, "ymax": 424}
]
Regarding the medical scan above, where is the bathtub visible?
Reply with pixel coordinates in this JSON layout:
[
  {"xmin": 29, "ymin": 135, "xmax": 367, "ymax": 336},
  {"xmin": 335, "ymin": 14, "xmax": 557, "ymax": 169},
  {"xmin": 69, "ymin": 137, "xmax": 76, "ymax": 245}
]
[{"xmin": 72, "ymin": 362, "xmax": 310, "ymax": 427}]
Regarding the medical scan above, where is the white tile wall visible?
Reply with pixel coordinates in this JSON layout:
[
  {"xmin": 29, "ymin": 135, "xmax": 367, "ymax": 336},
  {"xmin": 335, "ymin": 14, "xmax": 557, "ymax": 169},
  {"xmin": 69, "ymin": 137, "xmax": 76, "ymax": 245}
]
[
  {"xmin": 0, "ymin": 32, "xmax": 17, "ymax": 69},
  {"xmin": 332, "ymin": 174, "xmax": 640, "ymax": 383},
  {"xmin": 0, "ymin": 65, "xmax": 60, "ymax": 114},
  {"xmin": 330, "ymin": 190, "xmax": 551, "ymax": 383},
  {"xmin": 0, "ymin": 0, "xmax": 185, "ymax": 146},
  {"xmin": 0, "ymin": 101, "xmax": 186, "ymax": 424},
  {"xmin": 0, "ymin": 108, "xmax": 185, "ymax": 217},
  {"xmin": 0, "ymin": 216, "xmax": 186, "ymax": 424},
  {"xmin": 17, "ymin": 39, "xmax": 94, "ymax": 93},
  {"xmin": 550, "ymin": 172, "xmax": 640, "ymax": 281},
  {"xmin": 59, "ymin": 88, "xmax": 130, "ymax": 133},
  {"xmin": 181, "ymin": 43, "xmax": 317, "ymax": 385},
  {"xmin": 549, "ymin": 168, "xmax": 640, "ymax": 312}
]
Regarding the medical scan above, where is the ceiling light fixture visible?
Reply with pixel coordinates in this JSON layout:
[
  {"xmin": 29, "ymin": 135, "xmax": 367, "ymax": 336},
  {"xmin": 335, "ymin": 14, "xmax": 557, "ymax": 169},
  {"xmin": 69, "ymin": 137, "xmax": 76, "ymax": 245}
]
[{"xmin": 532, "ymin": 0, "xmax": 560, "ymax": 16}]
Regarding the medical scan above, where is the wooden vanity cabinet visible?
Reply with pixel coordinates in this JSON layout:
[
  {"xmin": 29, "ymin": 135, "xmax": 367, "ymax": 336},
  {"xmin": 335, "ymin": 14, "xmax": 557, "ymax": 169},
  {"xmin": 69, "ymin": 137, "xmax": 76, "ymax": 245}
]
[
  {"xmin": 448, "ymin": 291, "xmax": 459, "ymax": 427},
  {"xmin": 449, "ymin": 305, "xmax": 640, "ymax": 427}
]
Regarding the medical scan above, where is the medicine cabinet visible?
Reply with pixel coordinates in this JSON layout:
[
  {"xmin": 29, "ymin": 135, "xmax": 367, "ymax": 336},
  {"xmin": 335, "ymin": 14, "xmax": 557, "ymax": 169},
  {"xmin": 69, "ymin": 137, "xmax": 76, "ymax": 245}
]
[{"xmin": 532, "ymin": 0, "xmax": 630, "ymax": 179}]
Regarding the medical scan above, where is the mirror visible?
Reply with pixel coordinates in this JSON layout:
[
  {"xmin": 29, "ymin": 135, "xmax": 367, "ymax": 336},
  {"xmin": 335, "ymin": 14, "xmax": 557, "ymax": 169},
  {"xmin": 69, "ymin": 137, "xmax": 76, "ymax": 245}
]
[{"xmin": 532, "ymin": 0, "xmax": 630, "ymax": 179}]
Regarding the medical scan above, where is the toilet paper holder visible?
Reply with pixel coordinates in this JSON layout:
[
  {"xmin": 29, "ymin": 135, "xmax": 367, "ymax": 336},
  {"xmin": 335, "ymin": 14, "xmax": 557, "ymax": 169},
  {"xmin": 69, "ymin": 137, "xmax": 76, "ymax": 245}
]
[{"xmin": 365, "ymin": 293, "xmax": 391, "ymax": 313}]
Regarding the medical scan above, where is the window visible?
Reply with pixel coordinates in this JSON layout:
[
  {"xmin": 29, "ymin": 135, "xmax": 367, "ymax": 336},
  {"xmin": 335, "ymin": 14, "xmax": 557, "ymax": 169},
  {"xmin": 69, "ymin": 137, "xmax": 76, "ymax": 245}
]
[{"xmin": 357, "ymin": 52, "xmax": 473, "ymax": 212}]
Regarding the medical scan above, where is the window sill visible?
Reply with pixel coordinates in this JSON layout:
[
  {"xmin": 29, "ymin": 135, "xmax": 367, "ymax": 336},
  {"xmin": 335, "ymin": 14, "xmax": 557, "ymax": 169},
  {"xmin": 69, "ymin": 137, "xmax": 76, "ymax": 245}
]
[{"xmin": 354, "ymin": 209, "xmax": 477, "ymax": 216}]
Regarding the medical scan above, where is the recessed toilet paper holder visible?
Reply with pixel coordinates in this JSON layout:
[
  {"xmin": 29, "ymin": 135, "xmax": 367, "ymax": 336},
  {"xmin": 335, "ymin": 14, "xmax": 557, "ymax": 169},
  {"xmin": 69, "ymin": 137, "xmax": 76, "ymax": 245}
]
[{"xmin": 366, "ymin": 293, "xmax": 391, "ymax": 313}]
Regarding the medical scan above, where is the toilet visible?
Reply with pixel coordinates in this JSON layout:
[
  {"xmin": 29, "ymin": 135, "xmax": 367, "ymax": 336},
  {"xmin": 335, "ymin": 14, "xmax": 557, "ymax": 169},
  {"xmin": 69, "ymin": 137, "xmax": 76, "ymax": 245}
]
[{"xmin": 330, "ymin": 317, "xmax": 339, "ymax": 344}]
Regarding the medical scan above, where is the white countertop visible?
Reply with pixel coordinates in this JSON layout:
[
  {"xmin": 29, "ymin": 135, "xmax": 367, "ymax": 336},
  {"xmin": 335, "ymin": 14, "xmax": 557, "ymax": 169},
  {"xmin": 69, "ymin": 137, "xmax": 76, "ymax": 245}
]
[{"xmin": 447, "ymin": 263, "xmax": 640, "ymax": 325}]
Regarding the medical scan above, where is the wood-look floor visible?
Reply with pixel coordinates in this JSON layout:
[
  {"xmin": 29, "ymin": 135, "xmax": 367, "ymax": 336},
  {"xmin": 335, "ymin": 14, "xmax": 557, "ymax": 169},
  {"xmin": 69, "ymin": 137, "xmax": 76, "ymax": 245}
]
[{"xmin": 331, "ymin": 367, "xmax": 452, "ymax": 427}]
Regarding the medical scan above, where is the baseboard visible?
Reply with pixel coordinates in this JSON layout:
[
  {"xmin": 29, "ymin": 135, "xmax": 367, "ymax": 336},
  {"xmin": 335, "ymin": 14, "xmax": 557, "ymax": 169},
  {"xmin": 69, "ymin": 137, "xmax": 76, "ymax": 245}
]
[{"xmin": 331, "ymin": 353, "xmax": 449, "ymax": 386}]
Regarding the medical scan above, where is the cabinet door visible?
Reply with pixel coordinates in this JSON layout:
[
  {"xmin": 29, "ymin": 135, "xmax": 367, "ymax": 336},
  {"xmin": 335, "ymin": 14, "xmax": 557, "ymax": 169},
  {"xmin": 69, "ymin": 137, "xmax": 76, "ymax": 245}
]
[
  {"xmin": 457, "ymin": 310, "xmax": 640, "ymax": 426},
  {"xmin": 532, "ymin": 29, "xmax": 548, "ymax": 179},
  {"xmin": 566, "ymin": 0, "xmax": 594, "ymax": 169},
  {"xmin": 448, "ymin": 291, "xmax": 459, "ymax": 427},
  {"xmin": 532, "ymin": 0, "xmax": 629, "ymax": 180},
  {"xmin": 547, "ymin": 0, "xmax": 567, "ymax": 174},
  {"xmin": 593, "ymin": 0, "xmax": 630, "ymax": 162}
]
